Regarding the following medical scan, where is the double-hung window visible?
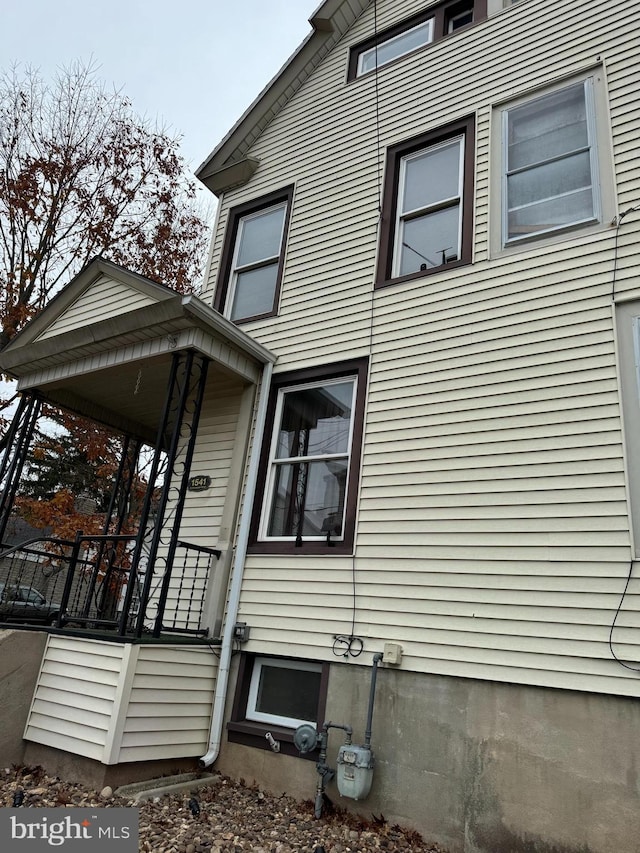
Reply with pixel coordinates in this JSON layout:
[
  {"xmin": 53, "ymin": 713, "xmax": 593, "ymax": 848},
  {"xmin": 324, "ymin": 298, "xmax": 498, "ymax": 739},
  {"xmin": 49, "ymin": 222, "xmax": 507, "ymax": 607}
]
[
  {"xmin": 502, "ymin": 79, "xmax": 599, "ymax": 244},
  {"xmin": 250, "ymin": 359, "xmax": 368, "ymax": 554},
  {"xmin": 377, "ymin": 116, "xmax": 475, "ymax": 287},
  {"xmin": 215, "ymin": 186, "xmax": 293, "ymax": 323}
]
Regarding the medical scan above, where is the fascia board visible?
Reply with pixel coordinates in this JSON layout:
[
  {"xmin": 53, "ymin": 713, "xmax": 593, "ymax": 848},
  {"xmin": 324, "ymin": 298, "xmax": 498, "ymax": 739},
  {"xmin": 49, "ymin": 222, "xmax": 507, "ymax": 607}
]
[{"xmin": 181, "ymin": 294, "xmax": 277, "ymax": 366}]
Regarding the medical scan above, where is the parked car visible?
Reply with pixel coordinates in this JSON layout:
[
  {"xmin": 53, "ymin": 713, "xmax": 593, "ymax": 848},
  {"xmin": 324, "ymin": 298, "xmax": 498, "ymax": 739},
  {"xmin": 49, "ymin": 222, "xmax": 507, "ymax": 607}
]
[{"xmin": 0, "ymin": 582, "xmax": 61, "ymax": 625}]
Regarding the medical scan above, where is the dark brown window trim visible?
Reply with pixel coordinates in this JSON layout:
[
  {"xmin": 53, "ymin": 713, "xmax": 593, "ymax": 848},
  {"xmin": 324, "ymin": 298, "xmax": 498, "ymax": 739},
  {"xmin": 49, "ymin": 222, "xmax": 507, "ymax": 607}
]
[
  {"xmin": 247, "ymin": 357, "xmax": 369, "ymax": 556},
  {"xmin": 227, "ymin": 653, "xmax": 329, "ymax": 759},
  {"xmin": 214, "ymin": 185, "xmax": 294, "ymax": 324},
  {"xmin": 347, "ymin": 0, "xmax": 487, "ymax": 81},
  {"xmin": 375, "ymin": 115, "xmax": 475, "ymax": 290}
]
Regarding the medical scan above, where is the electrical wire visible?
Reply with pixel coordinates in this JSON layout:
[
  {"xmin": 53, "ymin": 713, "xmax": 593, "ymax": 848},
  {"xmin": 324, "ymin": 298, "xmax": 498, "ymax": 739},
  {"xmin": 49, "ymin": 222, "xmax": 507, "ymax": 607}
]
[
  {"xmin": 332, "ymin": 634, "xmax": 364, "ymax": 658},
  {"xmin": 608, "ymin": 559, "xmax": 640, "ymax": 672},
  {"xmin": 611, "ymin": 205, "xmax": 640, "ymax": 301}
]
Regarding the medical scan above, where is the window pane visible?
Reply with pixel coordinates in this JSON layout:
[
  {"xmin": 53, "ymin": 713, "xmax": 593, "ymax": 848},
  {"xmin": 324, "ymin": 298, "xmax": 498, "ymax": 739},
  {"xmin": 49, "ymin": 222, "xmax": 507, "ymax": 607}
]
[
  {"xmin": 508, "ymin": 151, "xmax": 592, "ymax": 209},
  {"xmin": 398, "ymin": 205, "xmax": 461, "ymax": 275},
  {"xmin": 255, "ymin": 663, "xmax": 321, "ymax": 722},
  {"xmin": 359, "ymin": 20, "xmax": 433, "ymax": 74},
  {"xmin": 276, "ymin": 382, "xmax": 354, "ymax": 459},
  {"xmin": 507, "ymin": 188, "xmax": 594, "ymax": 239},
  {"xmin": 508, "ymin": 83, "xmax": 587, "ymax": 170},
  {"xmin": 236, "ymin": 205, "xmax": 286, "ymax": 268},
  {"xmin": 402, "ymin": 139, "xmax": 461, "ymax": 214},
  {"xmin": 268, "ymin": 458, "xmax": 349, "ymax": 538},
  {"xmin": 230, "ymin": 264, "xmax": 278, "ymax": 320}
]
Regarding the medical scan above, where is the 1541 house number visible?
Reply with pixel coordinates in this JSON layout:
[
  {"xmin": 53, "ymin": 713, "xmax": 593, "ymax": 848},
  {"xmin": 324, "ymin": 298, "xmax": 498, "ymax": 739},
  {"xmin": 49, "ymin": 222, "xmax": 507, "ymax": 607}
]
[{"xmin": 188, "ymin": 476, "xmax": 211, "ymax": 492}]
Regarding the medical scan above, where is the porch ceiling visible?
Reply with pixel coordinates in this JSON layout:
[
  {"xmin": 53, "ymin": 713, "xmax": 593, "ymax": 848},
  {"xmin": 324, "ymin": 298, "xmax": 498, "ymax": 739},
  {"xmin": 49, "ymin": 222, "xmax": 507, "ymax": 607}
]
[{"xmin": 30, "ymin": 354, "xmax": 241, "ymax": 445}]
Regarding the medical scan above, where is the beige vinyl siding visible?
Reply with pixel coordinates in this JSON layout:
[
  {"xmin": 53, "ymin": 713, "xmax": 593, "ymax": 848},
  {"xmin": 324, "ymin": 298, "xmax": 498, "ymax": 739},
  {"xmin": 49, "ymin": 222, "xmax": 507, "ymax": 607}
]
[
  {"xmin": 25, "ymin": 636, "xmax": 129, "ymax": 762},
  {"xmin": 36, "ymin": 275, "xmax": 156, "ymax": 341},
  {"xmin": 206, "ymin": 0, "xmax": 640, "ymax": 696},
  {"xmin": 25, "ymin": 637, "xmax": 217, "ymax": 763},
  {"xmin": 115, "ymin": 646, "xmax": 216, "ymax": 763}
]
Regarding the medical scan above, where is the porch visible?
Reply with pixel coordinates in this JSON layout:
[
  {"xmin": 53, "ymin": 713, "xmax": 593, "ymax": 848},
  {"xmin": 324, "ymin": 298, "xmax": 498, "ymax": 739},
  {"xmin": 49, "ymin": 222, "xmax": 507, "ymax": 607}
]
[{"xmin": 0, "ymin": 257, "xmax": 274, "ymax": 766}]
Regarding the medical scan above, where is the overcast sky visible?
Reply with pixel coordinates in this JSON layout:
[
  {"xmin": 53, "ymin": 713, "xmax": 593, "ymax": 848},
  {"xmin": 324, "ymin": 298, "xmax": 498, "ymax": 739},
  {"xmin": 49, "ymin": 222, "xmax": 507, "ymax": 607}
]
[{"xmin": 1, "ymin": 0, "xmax": 320, "ymax": 175}]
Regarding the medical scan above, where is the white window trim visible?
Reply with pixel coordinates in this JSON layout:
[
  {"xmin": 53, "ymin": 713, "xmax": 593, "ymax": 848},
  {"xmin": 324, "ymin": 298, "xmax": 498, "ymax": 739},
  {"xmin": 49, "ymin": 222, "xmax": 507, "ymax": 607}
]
[
  {"xmin": 392, "ymin": 134, "xmax": 465, "ymax": 277},
  {"xmin": 357, "ymin": 18, "xmax": 434, "ymax": 76},
  {"xmin": 501, "ymin": 78, "xmax": 600, "ymax": 247},
  {"xmin": 259, "ymin": 375, "xmax": 358, "ymax": 543},
  {"xmin": 226, "ymin": 201, "xmax": 288, "ymax": 322},
  {"xmin": 490, "ymin": 67, "xmax": 616, "ymax": 258},
  {"xmin": 615, "ymin": 301, "xmax": 640, "ymax": 558},
  {"xmin": 246, "ymin": 657, "xmax": 323, "ymax": 728}
]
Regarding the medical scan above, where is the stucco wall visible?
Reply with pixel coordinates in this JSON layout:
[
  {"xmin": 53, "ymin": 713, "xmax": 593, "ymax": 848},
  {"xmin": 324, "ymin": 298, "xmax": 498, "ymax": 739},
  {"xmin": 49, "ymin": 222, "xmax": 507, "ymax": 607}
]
[
  {"xmin": 0, "ymin": 629, "xmax": 46, "ymax": 766},
  {"xmin": 216, "ymin": 661, "xmax": 640, "ymax": 853}
]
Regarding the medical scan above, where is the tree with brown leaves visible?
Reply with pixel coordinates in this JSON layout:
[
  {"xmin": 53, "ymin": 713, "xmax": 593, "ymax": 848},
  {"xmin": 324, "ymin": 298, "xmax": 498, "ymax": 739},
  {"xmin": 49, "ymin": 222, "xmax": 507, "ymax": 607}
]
[{"xmin": 0, "ymin": 61, "xmax": 210, "ymax": 540}]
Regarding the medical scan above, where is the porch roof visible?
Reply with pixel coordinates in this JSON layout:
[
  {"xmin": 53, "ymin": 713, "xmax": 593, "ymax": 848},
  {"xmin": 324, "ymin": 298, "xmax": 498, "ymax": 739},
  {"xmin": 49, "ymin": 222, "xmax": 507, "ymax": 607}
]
[{"xmin": 0, "ymin": 258, "xmax": 276, "ymax": 443}]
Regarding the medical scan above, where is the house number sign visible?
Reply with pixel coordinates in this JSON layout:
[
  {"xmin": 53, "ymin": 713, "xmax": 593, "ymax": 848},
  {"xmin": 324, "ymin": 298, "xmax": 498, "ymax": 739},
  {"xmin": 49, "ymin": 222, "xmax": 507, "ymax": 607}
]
[{"xmin": 188, "ymin": 476, "xmax": 211, "ymax": 491}]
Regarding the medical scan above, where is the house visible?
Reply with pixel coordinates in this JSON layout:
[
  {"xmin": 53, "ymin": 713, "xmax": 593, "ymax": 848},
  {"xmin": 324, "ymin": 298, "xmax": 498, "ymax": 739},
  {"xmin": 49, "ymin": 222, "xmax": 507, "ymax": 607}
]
[{"xmin": 1, "ymin": 1, "xmax": 640, "ymax": 851}]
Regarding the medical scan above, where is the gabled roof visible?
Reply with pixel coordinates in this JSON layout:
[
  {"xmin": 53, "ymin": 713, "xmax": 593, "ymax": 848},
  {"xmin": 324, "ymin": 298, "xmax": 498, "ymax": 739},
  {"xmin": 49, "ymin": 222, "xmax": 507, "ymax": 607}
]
[
  {"xmin": 196, "ymin": 0, "xmax": 372, "ymax": 196},
  {"xmin": 0, "ymin": 257, "xmax": 276, "ymax": 442},
  {"xmin": 0, "ymin": 257, "xmax": 274, "ymax": 377}
]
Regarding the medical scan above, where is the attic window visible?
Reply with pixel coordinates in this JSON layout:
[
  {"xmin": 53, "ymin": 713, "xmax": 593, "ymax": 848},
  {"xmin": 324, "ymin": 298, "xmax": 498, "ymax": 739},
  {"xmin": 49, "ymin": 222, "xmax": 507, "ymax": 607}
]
[
  {"xmin": 348, "ymin": 0, "xmax": 487, "ymax": 80},
  {"xmin": 356, "ymin": 19, "xmax": 434, "ymax": 76}
]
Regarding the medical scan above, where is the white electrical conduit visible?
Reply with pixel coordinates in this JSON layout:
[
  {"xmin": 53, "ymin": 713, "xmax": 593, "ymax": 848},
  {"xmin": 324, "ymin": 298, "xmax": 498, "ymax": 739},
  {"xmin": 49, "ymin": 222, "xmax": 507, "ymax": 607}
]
[{"xmin": 200, "ymin": 359, "xmax": 274, "ymax": 768}]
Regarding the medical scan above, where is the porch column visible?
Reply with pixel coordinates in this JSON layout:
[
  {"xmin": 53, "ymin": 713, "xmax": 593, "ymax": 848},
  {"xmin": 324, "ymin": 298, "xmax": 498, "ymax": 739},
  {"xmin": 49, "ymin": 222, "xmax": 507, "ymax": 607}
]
[{"xmin": 118, "ymin": 351, "xmax": 210, "ymax": 637}]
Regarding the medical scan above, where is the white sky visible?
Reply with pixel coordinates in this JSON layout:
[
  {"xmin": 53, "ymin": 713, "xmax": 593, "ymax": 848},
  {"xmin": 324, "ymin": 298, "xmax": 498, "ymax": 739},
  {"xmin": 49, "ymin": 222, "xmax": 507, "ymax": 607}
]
[{"xmin": 1, "ymin": 0, "xmax": 320, "ymax": 175}]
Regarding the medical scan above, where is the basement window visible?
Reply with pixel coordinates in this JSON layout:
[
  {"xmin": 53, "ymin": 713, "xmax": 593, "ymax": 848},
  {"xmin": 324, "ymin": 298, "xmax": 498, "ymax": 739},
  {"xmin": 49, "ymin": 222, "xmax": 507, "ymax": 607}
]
[
  {"xmin": 247, "ymin": 658, "xmax": 323, "ymax": 728},
  {"xmin": 227, "ymin": 654, "xmax": 329, "ymax": 756}
]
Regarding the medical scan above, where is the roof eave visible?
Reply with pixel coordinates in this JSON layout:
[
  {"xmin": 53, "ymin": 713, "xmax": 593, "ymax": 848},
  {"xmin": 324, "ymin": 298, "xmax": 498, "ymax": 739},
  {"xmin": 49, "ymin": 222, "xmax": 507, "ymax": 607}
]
[{"xmin": 195, "ymin": 0, "xmax": 371, "ymax": 196}]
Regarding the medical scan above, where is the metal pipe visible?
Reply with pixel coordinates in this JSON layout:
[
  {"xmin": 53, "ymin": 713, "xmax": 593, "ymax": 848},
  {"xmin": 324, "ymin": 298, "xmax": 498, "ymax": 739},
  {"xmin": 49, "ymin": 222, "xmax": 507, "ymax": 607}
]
[
  {"xmin": 199, "ymin": 359, "xmax": 274, "ymax": 768},
  {"xmin": 365, "ymin": 652, "xmax": 383, "ymax": 747}
]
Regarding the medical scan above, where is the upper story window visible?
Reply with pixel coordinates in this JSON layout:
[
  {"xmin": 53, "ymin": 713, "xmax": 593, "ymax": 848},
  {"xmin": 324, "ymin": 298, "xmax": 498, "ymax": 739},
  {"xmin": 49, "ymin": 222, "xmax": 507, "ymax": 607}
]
[
  {"xmin": 502, "ymin": 80, "xmax": 599, "ymax": 245},
  {"xmin": 214, "ymin": 186, "xmax": 293, "ymax": 323},
  {"xmin": 377, "ymin": 116, "xmax": 475, "ymax": 288},
  {"xmin": 357, "ymin": 19, "xmax": 434, "ymax": 76},
  {"xmin": 249, "ymin": 358, "xmax": 368, "ymax": 555},
  {"xmin": 348, "ymin": 0, "xmax": 487, "ymax": 80}
]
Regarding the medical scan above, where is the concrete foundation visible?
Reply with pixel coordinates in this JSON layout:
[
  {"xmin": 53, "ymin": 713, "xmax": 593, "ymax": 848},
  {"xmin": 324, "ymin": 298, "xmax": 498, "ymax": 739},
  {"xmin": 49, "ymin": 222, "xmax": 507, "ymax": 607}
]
[
  {"xmin": 21, "ymin": 742, "xmax": 201, "ymax": 790},
  {"xmin": 215, "ymin": 661, "xmax": 640, "ymax": 853},
  {"xmin": 0, "ymin": 629, "xmax": 46, "ymax": 767},
  {"xmin": 5, "ymin": 631, "xmax": 639, "ymax": 852}
]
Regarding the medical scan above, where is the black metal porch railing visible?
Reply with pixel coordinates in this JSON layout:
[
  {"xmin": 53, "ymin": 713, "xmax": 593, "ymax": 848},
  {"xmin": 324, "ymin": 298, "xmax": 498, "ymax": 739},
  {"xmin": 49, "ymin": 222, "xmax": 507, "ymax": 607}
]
[{"xmin": 0, "ymin": 533, "xmax": 220, "ymax": 639}]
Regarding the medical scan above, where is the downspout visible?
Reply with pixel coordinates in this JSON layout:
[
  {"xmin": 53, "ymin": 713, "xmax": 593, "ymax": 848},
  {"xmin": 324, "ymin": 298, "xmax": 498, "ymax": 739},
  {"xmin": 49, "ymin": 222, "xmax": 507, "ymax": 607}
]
[{"xmin": 200, "ymin": 359, "xmax": 274, "ymax": 767}]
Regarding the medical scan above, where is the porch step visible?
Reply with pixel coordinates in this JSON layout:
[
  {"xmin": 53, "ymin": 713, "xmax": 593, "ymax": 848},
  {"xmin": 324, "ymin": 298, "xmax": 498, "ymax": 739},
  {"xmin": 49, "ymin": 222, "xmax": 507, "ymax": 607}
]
[{"xmin": 115, "ymin": 772, "xmax": 221, "ymax": 802}]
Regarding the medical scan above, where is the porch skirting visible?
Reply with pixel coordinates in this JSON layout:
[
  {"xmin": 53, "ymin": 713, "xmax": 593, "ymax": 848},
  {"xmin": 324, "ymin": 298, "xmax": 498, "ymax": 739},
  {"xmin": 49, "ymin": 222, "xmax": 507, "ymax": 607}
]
[{"xmin": 24, "ymin": 635, "xmax": 217, "ymax": 765}]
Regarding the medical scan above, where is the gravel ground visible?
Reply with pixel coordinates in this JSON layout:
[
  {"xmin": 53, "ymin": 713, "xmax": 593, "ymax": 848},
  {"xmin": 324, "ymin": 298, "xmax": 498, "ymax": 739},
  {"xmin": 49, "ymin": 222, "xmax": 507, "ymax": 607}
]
[{"xmin": 1, "ymin": 765, "xmax": 446, "ymax": 853}]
